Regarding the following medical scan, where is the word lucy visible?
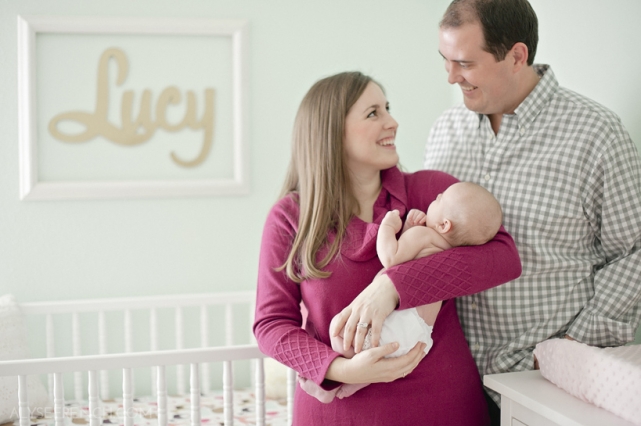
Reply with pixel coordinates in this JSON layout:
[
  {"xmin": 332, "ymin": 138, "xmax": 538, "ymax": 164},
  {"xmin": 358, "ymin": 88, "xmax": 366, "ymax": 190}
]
[{"xmin": 48, "ymin": 47, "xmax": 215, "ymax": 167}]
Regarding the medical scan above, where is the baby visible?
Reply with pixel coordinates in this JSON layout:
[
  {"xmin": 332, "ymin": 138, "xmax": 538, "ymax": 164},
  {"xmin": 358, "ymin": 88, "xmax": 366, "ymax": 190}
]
[{"xmin": 299, "ymin": 181, "xmax": 503, "ymax": 402}]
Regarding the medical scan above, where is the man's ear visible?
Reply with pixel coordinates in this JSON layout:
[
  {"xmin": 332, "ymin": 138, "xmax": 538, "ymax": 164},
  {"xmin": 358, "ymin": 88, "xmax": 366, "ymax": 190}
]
[
  {"xmin": 510, "ymin": 42, "xmax": 529, "ymax": 72},
  {"xmin": 436, "ymin": 219, "xmax": 452, "ymax": 234}
]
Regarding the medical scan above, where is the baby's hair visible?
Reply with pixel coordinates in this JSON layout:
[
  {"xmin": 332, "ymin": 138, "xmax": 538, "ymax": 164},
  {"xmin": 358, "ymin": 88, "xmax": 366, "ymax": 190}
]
[{"xmin": 445, "ymin": 182, "xmax": 503, "ymax": 246}]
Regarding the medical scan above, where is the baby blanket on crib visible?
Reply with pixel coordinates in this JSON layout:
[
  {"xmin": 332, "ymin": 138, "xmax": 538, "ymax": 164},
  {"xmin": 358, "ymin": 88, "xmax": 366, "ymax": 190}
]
[{"xmin": 533, "ymin": 339, "xmax": 641, "ymax": 426}]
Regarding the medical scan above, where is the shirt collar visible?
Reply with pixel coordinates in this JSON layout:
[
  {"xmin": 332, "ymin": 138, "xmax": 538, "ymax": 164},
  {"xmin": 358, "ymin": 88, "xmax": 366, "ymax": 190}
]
[
  {"xmin": 513, "ymin": 64, "xmax": 558, "ymax": 129},
  {"xmin": 472, "ymin": 64, "xmax": 559, "ymax": 129}
]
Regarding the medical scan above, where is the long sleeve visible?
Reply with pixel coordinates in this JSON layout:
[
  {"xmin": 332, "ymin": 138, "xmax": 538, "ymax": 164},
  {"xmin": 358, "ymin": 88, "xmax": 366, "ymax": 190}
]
[
  {"xmin": 567, "ymin": 121, "xmax": 641, "ymax": 346},
  {"xmin": 252, "ymin": 197, "xmax": 341, "ymax": 385},
  {"xmin": 388, "ymin": 227, "xmax": 520, "ymax": 309},
  {"xmin": 386, "ymin": 170, "xmax": 522, "ymax": 309}
]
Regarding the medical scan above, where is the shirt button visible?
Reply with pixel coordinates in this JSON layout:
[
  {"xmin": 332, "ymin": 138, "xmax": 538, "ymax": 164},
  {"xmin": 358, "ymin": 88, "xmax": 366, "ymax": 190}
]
[
  {"xmin": 473, "ymin": 343, "xmax": 480, "ymax": 351},
  {"xmin": 484, "ymin": 174, "xmax": 491, "ymax": 182},
  {"xmin": 519, "ymin": 127, "xmax": 526, "ymax": 136},
  {"xmin": 472, "ymin": 302, "xmax": 478, "ymax": 310}
]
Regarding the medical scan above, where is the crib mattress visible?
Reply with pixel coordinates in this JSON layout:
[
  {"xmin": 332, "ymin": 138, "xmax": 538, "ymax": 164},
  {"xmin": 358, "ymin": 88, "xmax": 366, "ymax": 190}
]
[{"xmin": 10, "ymin": 390, "xmax": 288, "ymax": 426}]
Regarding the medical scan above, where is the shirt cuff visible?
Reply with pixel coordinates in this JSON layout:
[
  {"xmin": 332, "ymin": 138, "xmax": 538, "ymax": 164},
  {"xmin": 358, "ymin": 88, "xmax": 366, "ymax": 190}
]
[{"xmin": 567, "ymin": 310, "xmax": 637, "ymax": 347}]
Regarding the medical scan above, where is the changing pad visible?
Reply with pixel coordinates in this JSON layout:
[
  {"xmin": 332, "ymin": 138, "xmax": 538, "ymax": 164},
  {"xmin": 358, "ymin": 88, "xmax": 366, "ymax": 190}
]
[{"xmin": 533, "ymin": 339, "xmax": 641, "ymax": 426}]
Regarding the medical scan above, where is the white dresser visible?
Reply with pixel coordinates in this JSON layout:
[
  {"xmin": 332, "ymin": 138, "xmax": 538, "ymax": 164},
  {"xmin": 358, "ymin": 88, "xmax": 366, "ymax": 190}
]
[{"xmin": 484, "ymin": 370, "xmax": 637, "ymax": 426}]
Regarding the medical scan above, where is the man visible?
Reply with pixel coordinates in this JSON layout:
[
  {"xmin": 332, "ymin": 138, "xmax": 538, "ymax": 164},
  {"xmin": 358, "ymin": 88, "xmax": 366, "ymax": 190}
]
[{"xmin": 424, "ymin": 0, "xmax": 641, "ymax": 423}]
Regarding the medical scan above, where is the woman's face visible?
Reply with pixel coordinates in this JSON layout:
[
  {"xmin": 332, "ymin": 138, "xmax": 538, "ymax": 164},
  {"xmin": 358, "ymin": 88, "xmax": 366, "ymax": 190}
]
[{"xmin": 343, "ymin": 82, "xmax": 399, "ymax": 176}]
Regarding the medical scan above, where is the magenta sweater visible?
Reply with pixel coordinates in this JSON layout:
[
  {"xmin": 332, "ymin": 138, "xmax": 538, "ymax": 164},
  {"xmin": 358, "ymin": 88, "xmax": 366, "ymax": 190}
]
[{"xmin": 254, "ymin": 167, "xmax": 521, "ymax": 426}]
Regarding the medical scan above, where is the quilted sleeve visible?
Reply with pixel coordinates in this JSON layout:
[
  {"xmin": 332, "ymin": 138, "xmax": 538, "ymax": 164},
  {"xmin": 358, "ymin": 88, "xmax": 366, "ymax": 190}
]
[
  {"xmin": 387, "ymin": 227, "xmax": 520, "ymax": 308},
  {"xmin": 252, "ymin": 198, "xmax": 341, "ymax": 387}
]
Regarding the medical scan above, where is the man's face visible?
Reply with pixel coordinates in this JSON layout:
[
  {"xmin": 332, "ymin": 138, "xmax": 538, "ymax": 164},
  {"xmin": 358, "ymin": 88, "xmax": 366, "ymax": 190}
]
[{"xmin": 438, "ymin": 22, "xmax": 518, "ymax": 116}]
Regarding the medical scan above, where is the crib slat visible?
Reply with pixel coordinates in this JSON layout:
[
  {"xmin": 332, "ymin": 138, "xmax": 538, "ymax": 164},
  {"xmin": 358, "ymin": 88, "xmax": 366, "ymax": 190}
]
[
  {"xmin": 223, "ymin": 360, "xmax": 233, "ymax": 426},
  {"xmin": 18, "ymin": 375, "xmax": 29, "ymax": 426},
  {"xmin": 46, "ymin": 314, "xmax": 55, "ymax": 398},
  {"xmin": 225, "ymin": 304, "xmax": 233, "ymax": 346},
  {"xmin": 150, "ymin": 308, "xmax": 158, "ymax": 397},
  {"xmin": 88, "ymin": 370, "xmax": 100, "ymax": 426},
  {"xmin": 124, "ymin": 310, "xmax": 135, "ymax": 397},
  {"xmin": 157, "ymin": 365, "xmax": 167, "ymax": 426},
  {"xmin": 53, "ymin": 372, "xmax": 65, "ymax": 426},
  {"xmin": 224, "ymin": 303, "xmax": 234, "ymax": 409},
  {"xmin": 72, "ymin": 312, "xmax": 83, "ymax": 401},
  {"xmin": 123, "ymin": 368, "xmax": 134, "ymax": 426},
  {"xmin": 189, "ymin": 363, "xmax": 201, "ymax": 426},
  {"xmin": 249, "ymin": 301, "xmax": 256, "ymax": 344},
  {"xmin": 98, "ymin": 311, "xmax": 110, "ymax": 400},
  {"xmin": 287, "ymin": 368, "xmax": 296, "ymax": 425},
  {"xmin": 199, "ymin": 305, "xmax": 210, "ymax": 394},
  {"xmin": 175, "ymin": 307, "xmax": 185, "ymax": 395},
  {"xmin": 124, "ymin": 309, "xmax": 133, "ymax": 353},
  {"xmin": 255, "ymin": 358, "xmax": 265, "ymax": 426}
]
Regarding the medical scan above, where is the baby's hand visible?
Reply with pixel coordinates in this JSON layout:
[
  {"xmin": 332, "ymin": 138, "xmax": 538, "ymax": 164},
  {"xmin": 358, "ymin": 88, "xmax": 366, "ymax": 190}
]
[
  {"xmin": 381, "ymin": 210, "xmax": 402, "ymax": 233},
  {"xmin": 403, "ymin": 209, "xmax": 426, "ymax": 232}
]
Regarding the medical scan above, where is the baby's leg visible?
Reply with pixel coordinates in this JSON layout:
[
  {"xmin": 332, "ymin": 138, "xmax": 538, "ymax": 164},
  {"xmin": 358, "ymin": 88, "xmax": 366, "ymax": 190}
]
[
  {"xmin": 298, "ymin": 377, "xmax": 338, "ymax": 404},
  {"xmin": 415, "ymin": 301, "xmax": 442, "ymax": 327},
  {"xmin": 336, "ymin": 383, "xmax": 369, "ymax": 399}
]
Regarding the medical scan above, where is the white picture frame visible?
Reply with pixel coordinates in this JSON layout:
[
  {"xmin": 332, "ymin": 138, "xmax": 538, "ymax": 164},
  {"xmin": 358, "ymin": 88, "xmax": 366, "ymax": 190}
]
[{"xmin": 17, "ymin": 15, "xmax": 249, "ymax": 200}]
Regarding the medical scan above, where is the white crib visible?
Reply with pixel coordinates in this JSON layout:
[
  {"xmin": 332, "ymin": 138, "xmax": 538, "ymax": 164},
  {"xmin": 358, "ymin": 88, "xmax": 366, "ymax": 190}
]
[{"xmin": 0, "ymin": 292, "xmax": 296, "ymax": 426}]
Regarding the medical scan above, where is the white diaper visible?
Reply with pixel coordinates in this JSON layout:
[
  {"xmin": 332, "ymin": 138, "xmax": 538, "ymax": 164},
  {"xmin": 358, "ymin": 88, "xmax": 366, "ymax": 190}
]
[{"xmin": 363, "ymin": 308, "xmax": 433, "ymax": 357}]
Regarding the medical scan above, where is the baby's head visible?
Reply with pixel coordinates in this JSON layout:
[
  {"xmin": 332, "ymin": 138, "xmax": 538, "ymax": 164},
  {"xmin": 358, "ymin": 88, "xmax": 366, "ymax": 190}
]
[{"xmin": 426, "ymin": 182, "xmax": 502, "ymax": 247}]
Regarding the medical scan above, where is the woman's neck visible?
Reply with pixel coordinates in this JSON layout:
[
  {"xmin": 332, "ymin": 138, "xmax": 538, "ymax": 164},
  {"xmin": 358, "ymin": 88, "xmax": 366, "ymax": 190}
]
[{"xmin": 351, "ymin": 171, "xmax": 382, "ymax": 223}]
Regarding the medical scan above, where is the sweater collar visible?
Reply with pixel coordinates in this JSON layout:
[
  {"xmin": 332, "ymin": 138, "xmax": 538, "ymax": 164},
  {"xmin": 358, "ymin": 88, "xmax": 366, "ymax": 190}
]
[{"xmin": 340, "ymin": 166, "xmax": 408, "ymax": 261}]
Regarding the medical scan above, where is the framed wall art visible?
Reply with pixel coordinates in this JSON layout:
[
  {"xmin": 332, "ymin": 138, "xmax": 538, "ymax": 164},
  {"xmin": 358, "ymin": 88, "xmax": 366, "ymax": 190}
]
[{"xmin": 17, "ymin": 15, "xmax": 249, "ymax": 200}]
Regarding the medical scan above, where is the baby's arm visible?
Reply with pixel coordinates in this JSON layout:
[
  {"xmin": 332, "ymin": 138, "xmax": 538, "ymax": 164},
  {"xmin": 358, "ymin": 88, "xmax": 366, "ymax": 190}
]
[
  {"xmin": 378, "ymin": 210, "xmax": 442, "ymax": 268},
  {"xmin": 385, "ymin": 227, "xmax": 441, "ymax": 267},
  {"xmin": 402, "ymin": 209, "xmax": 426, "ymax": 233},
  {"xmin": 377, "ymin": 210, "xmax": 404, "ymax": 269}
]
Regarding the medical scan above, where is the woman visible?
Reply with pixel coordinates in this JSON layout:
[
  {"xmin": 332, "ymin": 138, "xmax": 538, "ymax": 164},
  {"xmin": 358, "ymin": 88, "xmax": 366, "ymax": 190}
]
[{"xmin": 253, "ymin": 72, "xmax": 521, "ymax": 425}]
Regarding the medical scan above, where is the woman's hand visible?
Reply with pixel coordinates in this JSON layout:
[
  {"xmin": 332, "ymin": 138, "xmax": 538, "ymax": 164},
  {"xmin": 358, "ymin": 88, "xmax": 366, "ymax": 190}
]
[
  {"xmin": 326, "ymin": 341, "xmax": 426, "ymax": 384},
  {"xmin": 329, "ymin": 273, "xmax": 399, "ymax": 353}
]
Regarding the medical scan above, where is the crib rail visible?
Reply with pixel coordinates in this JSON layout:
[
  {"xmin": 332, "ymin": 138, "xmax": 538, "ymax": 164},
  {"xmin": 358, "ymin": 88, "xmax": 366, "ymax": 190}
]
[
  {"xmin": 12, "ymin": 292, "xmax": 296, "ymax": 425},
  {"xmin": 0, "ymin": 345, "xmax": 262, "ymax": 375},
  {"xmin": 19, "ymin": 292, "xmax": 256, "ymax": 314},
  {"xmin": 0, "ymin": 345, "xmax": 273, "ymax": 426},
  {"xmin": 21, "ymin": 291, "xmax": 257, "ymax": 399}
]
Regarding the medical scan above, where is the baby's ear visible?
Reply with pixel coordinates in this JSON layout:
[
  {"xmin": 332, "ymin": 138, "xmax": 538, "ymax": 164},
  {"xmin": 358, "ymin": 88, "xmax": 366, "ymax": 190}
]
[{"xmin": 435, "ymin": 219, "xmax": 452, "ymax": 234}]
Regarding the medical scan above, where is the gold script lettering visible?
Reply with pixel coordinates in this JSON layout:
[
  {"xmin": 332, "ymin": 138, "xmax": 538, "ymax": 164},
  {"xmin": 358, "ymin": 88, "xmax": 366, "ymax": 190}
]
[{"xmin": 48, "ymin": 47, "xmax": 215, "ymax": 168}]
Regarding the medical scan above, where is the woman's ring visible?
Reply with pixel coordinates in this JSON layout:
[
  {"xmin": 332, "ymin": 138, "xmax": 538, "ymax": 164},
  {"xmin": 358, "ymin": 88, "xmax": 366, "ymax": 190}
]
[
  {"xmin": 402, "ymin": 372, "xmax": 407, "ymax": 378},
  {"xmin": 357, "ymin": 322, "xmax": 369, "ymax": 329}
]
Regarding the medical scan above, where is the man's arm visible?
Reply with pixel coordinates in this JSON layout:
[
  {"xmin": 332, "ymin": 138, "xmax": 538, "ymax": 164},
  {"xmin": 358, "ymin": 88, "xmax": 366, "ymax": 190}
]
[{"xmin": 567, "ymin": 126, "xmax": 641, "ymax": 346}]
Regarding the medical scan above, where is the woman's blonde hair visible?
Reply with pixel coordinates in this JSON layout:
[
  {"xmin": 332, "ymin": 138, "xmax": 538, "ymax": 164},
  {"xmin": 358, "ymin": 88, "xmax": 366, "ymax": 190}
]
[{"xmin": 279, "ymin": 71, "xmax": 377, "ymax": 283}]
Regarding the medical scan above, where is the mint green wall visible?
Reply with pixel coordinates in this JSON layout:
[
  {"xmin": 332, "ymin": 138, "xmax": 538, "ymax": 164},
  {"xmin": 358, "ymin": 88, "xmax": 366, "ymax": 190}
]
[{"xmin": 1, "ymin": 0, "xmax": 640, "ymax": 343}]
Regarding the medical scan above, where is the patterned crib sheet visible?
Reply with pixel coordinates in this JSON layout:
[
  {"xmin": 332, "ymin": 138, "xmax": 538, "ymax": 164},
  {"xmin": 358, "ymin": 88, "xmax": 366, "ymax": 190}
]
[{"xmin": 9, "ymin": 391, "xmax": 288, "ymax": 426}]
